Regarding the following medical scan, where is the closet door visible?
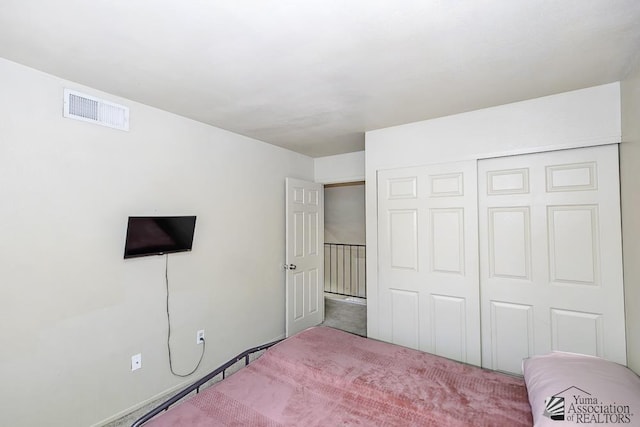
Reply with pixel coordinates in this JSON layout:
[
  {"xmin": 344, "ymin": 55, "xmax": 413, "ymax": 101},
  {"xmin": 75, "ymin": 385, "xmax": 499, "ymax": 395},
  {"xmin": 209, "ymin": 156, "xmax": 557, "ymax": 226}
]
[
  {"xmin": 377, "ymin": 161, "xmax": 480, "ymax": 366},
  {"xmin": 478, "ymin": 145, "xmax": 625, "ymax": 374}
]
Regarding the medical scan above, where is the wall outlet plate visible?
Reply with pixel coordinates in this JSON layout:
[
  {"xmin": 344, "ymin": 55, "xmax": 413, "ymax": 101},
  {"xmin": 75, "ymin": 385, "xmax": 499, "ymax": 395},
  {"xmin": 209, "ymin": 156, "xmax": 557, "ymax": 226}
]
[
  {"xmin": 197, "ymin": 330, "xmax": 205, "ymax": 344},
  {"xmin": 131, "ymin": 353, "xmax": 142, "ymax": 371}
]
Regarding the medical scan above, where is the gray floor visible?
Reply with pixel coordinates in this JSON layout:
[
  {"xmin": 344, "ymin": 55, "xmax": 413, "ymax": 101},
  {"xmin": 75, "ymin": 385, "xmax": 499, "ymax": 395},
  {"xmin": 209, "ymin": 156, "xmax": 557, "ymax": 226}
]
[
  {"xmin": 104, "ymin": 396, "xmax": 168, "ymax": 427},
  {"xmin": 321, "ymin": 297, "xmax": 367, "ymax": 337}
]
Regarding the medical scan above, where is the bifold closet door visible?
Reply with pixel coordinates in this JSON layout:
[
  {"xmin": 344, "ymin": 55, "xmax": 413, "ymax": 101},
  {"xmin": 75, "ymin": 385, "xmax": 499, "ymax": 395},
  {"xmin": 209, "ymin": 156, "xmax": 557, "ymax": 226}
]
[
  {"xmin": 478, "ymin": 144, "xmax": 626, "ymax": 374},
  {"xmin": 377, "ymin": 161, "xmax": 480, "ymax": 366}
]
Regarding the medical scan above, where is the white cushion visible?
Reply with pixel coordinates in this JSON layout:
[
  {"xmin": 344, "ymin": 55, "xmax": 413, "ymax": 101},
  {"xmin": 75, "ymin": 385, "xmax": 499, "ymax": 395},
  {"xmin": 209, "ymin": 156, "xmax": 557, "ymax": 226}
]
[{"xmin": 523, "ymin": 352, "xmax": 640, "ymax": 426}]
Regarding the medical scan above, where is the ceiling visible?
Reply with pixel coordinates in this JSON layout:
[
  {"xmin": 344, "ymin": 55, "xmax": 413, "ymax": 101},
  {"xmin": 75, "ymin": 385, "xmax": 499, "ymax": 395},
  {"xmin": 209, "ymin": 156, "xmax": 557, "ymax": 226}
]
[{"xmin": 1, "ymin": 1, "xmax": 639, "ymax": 157}]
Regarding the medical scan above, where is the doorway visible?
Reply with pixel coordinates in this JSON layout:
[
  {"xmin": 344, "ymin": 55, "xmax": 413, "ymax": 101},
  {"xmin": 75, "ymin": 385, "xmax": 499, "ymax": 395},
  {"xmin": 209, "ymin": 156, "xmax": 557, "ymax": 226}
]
[{"xmin": 322, "ymin": 181, "xmax": 367, "ymax": 336}]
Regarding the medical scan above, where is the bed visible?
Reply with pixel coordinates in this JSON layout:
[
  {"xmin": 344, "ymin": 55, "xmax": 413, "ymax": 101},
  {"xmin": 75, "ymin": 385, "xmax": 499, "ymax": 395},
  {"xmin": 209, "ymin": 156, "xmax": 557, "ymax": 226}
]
[{"xmin": 132, "ymin": 326, "xmax": 640, "ymax": 426}]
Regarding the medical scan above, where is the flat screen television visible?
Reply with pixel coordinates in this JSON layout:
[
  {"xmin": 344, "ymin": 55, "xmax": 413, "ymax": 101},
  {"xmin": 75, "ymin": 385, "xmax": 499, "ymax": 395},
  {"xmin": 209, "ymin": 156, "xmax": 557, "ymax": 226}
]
[{"xmin": 124, "ymin": 216, "xmax": 197, "ymax": 259}]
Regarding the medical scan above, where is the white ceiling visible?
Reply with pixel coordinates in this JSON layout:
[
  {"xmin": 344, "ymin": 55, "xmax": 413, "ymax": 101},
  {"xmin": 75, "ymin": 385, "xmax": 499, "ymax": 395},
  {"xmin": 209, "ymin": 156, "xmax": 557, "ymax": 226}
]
[{"xmin": 1, "ymin": 1, "xmax": 639, "ymax": 157}]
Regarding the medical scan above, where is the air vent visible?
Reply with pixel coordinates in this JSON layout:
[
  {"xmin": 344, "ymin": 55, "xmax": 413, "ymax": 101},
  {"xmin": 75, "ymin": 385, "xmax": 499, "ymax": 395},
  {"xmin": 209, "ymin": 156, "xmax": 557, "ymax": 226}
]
[{"xmin": 63, "ymin": 89, "xmax": 129, "ymax": 131}]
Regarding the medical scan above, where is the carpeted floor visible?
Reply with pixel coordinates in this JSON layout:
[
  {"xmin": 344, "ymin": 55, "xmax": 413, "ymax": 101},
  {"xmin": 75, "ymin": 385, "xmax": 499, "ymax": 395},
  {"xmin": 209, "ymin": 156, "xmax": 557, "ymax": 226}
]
[{"xmin": 321, "ymin": 296, "xmax": 367, "ymax": 337}]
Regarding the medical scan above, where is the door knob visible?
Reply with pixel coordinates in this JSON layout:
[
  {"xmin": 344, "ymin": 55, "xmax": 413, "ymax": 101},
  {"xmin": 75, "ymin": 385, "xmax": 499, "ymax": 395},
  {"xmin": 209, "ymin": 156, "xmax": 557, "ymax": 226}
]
[{"xmin": 284, "ymin": 264, "xmax": 297, "ymax": 270}]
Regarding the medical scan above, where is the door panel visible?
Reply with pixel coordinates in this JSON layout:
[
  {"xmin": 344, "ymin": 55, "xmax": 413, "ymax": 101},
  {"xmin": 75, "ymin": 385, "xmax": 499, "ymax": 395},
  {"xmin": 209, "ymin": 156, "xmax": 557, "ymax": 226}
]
[
  {"xmin": 378, "ymin": 161, "xmax": 480, "ymax": 366},
  {"xmin": 489, "ymin": 301, "xmax": 534, "ymax": 374},
  {"xmin": 293, "ymin": 272, "xmax": 305, "ymax": 320},
  {"xmin": 488, "ymin": 207, "xmax": 531, "ymax": 279},
  {"xmin": 388, "ymin": 210, "xmax": 418, "ymax": 270},
  {"xmin": 479, "ymin": 145, "xmax": 625, "ymax": 373},
  {"xmin": 285, "ymin": 178, "xmax": 324, "ymax": 337},
  {"xmin": 390, "ymin": 289, "xmax": 420, "ymax": 349},
  {"xmin": 430, "ymin": 208, "xmax": 464, "ymax": 274},
  {"xmin": 307, "ymin": 268, "xmax": 320, "ymax": 313},
  {"xmin": 547, "ymin": 205, "xmax": 599, "ymax": 284},
  {"xmin": 550, "ymin": 308, "xmax": 603, "ymax": 356},
  {"xmin": 430, "ymin": 295, "xmax": 466, "ymax": 361}
]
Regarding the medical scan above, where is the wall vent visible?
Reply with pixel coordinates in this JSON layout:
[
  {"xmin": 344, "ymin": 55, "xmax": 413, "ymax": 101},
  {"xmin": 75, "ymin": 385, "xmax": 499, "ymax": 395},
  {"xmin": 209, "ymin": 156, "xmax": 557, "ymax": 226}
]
[{"xmin": 63, "ymin": 89, "xmax": 129, "ymax": 131}]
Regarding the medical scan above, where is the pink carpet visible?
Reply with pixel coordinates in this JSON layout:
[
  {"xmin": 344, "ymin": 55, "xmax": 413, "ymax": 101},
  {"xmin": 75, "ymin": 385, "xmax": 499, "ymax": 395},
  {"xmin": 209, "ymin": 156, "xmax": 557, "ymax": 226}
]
[{"xmin": 145, "ymin": 327, "xmax": 532, "ymax": 426}]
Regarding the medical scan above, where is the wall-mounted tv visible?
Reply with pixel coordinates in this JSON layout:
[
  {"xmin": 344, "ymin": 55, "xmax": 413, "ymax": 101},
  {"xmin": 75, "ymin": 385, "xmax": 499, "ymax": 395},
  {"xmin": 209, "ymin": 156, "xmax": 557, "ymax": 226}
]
[{"xmin": 124, "ymin": 216, "xmax": 197, "ymax": 259}]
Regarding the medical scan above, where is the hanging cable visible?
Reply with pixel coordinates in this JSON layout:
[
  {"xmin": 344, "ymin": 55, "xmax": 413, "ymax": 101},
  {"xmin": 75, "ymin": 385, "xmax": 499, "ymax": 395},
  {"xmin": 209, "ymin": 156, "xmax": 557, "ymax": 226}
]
[{"xmin": 165, "ymin": 253, "xmax": 206, "ymax": 377}]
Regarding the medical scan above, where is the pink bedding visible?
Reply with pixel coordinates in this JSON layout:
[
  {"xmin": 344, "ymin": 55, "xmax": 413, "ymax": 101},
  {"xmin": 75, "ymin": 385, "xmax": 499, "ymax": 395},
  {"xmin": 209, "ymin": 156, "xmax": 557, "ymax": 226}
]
[{"xmin": 145, "ymin": 327, "xmax": 532, "ymax": 426}]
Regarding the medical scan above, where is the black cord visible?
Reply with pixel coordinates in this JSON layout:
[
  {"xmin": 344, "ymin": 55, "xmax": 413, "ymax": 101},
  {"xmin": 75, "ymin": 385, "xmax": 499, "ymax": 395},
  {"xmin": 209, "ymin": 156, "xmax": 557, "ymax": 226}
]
[{"xmin": 165, "ymin": 253, "xmax": 206, "ymax": 377}]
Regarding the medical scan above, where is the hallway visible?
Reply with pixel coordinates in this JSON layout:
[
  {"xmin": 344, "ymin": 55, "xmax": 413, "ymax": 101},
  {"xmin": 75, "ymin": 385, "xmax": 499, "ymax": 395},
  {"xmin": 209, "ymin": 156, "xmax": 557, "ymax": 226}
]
[{"xmin": 322, "ymin": 293, "xmax": 366, "ymax": 336}]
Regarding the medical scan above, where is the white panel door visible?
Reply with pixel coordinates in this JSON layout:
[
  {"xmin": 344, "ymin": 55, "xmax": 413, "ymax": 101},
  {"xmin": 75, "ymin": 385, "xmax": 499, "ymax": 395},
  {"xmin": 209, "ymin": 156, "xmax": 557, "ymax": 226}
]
[
  {"xmin": 285, "ymin": 178, "xmax": 324, "ymax": 337},
  {"xmin": 478, "ymin": 145, "xmax": 625, "ymax": 373},
  {"xmin": 377, "ymin": 161, "xmax": 480, "ymax": 366}
]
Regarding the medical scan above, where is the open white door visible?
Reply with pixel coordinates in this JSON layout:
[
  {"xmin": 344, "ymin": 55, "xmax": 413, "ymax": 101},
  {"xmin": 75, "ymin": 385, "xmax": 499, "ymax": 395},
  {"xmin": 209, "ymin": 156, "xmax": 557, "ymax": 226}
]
[{"xmin": 285, "ymin": 178, "xmax": 324, "ymax": 337}]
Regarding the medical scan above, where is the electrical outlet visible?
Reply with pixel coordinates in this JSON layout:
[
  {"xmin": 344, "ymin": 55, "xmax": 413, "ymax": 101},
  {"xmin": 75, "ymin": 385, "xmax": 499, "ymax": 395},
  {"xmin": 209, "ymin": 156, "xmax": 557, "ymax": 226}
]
[
  {"xmin": 197, "ymin": 329, "xmax": 205, "ymax": 344},
  {"xmin": 131, "ymin": 353, "xmax": 142, "ymax": 371}
]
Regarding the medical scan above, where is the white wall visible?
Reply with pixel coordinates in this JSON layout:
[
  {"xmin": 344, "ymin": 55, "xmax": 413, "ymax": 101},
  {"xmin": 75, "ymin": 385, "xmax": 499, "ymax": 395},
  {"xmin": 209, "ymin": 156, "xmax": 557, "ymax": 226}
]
[
  {"xmin": 365, "ymin": 83, "xmax": 621, "ymax": 340},
  {"xmin": 315, "ymin": 151, "xmax": 366, "ymax": 244},
  {"xmin": 324, "ymin": 184, "xmax": 366, "ymax": 245},
  {"xmin": 621, "ymin": 70, "xmax": 640, "ymax": 373},
  {"xmin": 314, "ymin": 151, "xmax": 365, "ymax": 184},
  {"xmin": 0, "ymin": 58, "xmax": 313, "ymax": 427}
]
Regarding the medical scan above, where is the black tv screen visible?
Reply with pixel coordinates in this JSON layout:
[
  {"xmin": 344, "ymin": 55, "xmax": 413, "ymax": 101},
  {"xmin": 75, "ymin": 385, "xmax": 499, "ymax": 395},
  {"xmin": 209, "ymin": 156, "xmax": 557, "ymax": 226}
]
[{"xmin": 124, "ymin": 216, "xmax": 197, "ymax": 259}]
